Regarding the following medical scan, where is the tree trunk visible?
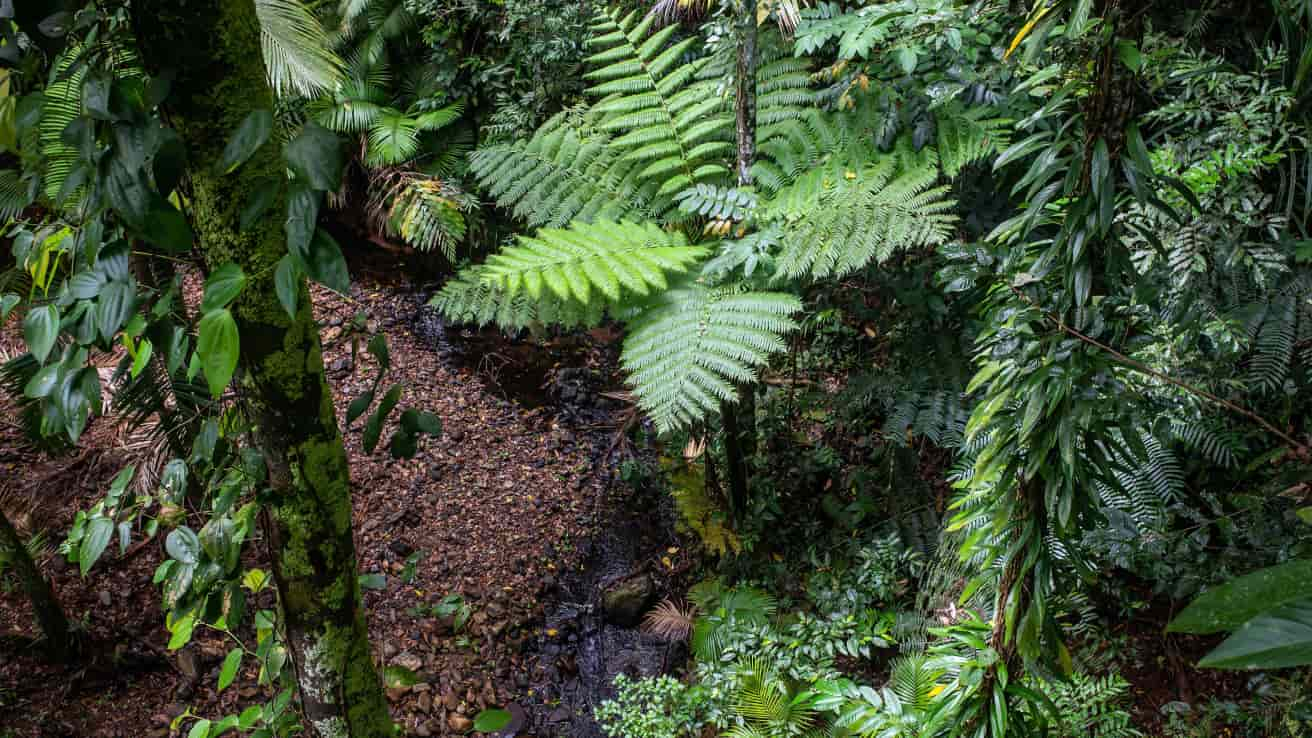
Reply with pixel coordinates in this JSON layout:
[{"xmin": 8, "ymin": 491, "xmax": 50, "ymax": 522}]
[
  {"xmin": 0, "ymin": 505, "xmax": 72, "ymax": 660},
  {"xmin": 721, "ymin": 0, "xmax": 760, "ymax": 525},
  {"xmin": 130, "ymin": 2, "xmax": 391, "ymax": 736}
]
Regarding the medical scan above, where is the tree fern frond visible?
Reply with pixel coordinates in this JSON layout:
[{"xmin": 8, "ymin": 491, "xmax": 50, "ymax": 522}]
[
  {"xmin": 430, "ymin": 266, "xmax": 605, "ymax": 330},
  {"xmin": 469, "ymin": 112, "xmax": 655, "ymax": 227},
  {"xmin": 934, "ymin": 103, "xmax": 1012, "ymax": 178},
  {"xmin": 622, "ymin": 283, "xmax": 801, "ymax": 432},
  {"xmin": 479, "ymin": 220, "xmax": 707, "ymax": 303},
  {"xmin": 769, "ymin": 151, "xmax": 956, "ymax": 280}
]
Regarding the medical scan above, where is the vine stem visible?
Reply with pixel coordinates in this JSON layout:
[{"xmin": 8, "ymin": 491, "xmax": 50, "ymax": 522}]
[{"xmin": 1009, "ymin": 285, "xmax": 1311, "ymax": 457}]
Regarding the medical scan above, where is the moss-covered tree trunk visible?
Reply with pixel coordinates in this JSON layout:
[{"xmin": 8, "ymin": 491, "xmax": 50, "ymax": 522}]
[
  {"xmin": 129, "ymin": 2, "xmax": 391, "ymax": 736},
  {"xmin": 0, "ymin": 506, "xmax": 72, "ymax": 660}
]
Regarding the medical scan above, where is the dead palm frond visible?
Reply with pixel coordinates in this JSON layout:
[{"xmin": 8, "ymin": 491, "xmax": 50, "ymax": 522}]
[{"xmin": 641, "ymin": 598, "xmax": 698, "ymax": 641}]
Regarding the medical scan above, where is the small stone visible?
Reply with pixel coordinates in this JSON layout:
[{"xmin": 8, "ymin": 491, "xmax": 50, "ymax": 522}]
[
  {"xmin": 99, "ymin": 590, "xmax": 112, "ymax": 606},
  {"xmin": 414, "ymin": 723, "xmax": 432, "ymax": 737},
  {"xmin": 416, "ymin": 692, "xmax": 433, "ymax": 713},
  {"xmin": 387, "ymin": 687, "xmax": 410, "ymax": 702},
  {"xmin": 441, "ymin": 691, "xmax": 459, "ymax": 710},
  {"xmin": 601, "ymin": 574, "xmax": 655, "ymax": 627},
  {"xmin": 447, "ymin": 714, "xmax": 472, "ymax": 732}
]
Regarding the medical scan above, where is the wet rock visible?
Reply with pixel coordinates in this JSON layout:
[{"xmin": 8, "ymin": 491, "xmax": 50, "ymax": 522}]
[{"xmin": 601, "ymin": 574, "xmax": 655, "ymax": 627}]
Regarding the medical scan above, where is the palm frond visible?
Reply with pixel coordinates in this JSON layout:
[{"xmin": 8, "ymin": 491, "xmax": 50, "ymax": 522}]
[{"xmin": 256, "ymin": 0, "xmax": 346, "ymax": 97}]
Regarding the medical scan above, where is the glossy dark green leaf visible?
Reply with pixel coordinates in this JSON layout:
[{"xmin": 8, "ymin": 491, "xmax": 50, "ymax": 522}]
[
  {"xmin": 81, "ymin": 516, "xmax": 114, "ymax": 575},
  {"xmin": 139, "ymin": 196, "xmax": 194, "ymax": 253},
  {"xmin": 201, "ymin": 264, "xmax": 247, "ymax": 313},
  {"xmin": 197, "ymin": 309, "xmax": 240, "ymax": 397},
  {"xmin": 367, "ymin": 333, "xmax": 389, "ymax": 370},
  {"xmin": 68, "ymin": 270, "xmax": 104, "ymax": 300},
  {"xmin": 302, "ymin": 229, "xmax": 350, "ymax": 294},
  {"xmin": 1170, "ymin": 560, "xmax": 1312, "ymax": 635},
  {"xmin": 153, "ymin": 128, "xmax": 187, "ymax": 197},
  {"xmin": 23, "ymin": 304, "xmax": 59, "ymax": 363},
  {"xmin": 284, "ymin": 184, "xmax": 319, "ymax": 257},
  {"xmin": 274, "ymin": 254, "xmax": 302, "ymax": 320},
  {"xmin": 24, "ymin": 363, "xmax": 59, "ymax": 398},
  {"xmin": 97, "ymin": 280, "xmax": 135, "ymax": 341},
  {"xmin": 82, "ymin": 69, "xmax": 113, "ymax": 120},
  {"xmin": 166, "ymin": 526, "xmax": 202, "ymax": 565},
  {"xmin": 221, "ymin": 109, "xmax": 274, "ymax": 174},
  {"xmin": 284, "ymin": 122, "xmax": 343, "ymax": 191},
  {"xmin": 1199, "ymin": 599, "xmax": 1312, "ymax": 670}
]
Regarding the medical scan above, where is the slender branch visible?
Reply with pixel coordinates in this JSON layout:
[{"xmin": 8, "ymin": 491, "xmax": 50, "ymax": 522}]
[{"xmin": 1010, "ymin": 285, "xmax": 1311, "ymax": 456}]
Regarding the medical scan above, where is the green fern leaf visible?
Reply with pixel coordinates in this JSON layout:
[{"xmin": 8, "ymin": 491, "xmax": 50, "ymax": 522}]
[{"xmin": 622, "ymin": 283, "xmax": 801, "ymax": 432}]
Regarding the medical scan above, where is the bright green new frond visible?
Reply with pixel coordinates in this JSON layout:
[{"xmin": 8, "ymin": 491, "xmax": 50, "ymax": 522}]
[
  {"xmin": 622, "ymin": 283, "xmax": 801, "ymax": 432},
  {"xmin": 480, "ymin": 220, "xmax": 707, "ymax": 304},
  {"xmin": 770, "ymin": 152, "xmax": 956, "ymax": 280}
]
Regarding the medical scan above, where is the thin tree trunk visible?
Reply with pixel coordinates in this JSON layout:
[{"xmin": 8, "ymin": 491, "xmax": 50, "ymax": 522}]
[
  {"xmin": 721, "ymin": 0, "xmax": 760, "ymax": 524},
  {"xmin": 0, "ymin": 506, "xmax": 72, "ymax": 660},
  {"xmin": 130, "ymin": 2, "xmax": 391, "ymax": 736}
]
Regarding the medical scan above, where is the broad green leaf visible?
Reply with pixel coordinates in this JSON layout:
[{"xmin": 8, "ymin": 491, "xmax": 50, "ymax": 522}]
[
  {"xmin": 201, "ymin": 264, "xmax": 247, "ymax": 313},
  {"xmin": 1198, "ymin": 599, "xmax": 1312, "ymax": 670},
  {"xmin": 81, "ymin": 516, "xmax": 114, "ymax": 575},
  {"xmin": 0, "ymin": 293, "xmax": 20, "ymax": 321},
  {"xmin": 284, "ymin": 184, "xmax": 319, "ymax": 257},
  {"xmin": 218, "ymin": 648, "xmax": 243, "ymax": 691},
  {"xmin": 24, "ymin": 364, "xmax": 59, "ymax": 398},
  {"xmin": 1170, "ymin": 560, "xmax": 1312, "ymax": 634},
  {"xmin": 168, "ymin": 611, "xmax": 196, "ymax": 650},
  {"xmin": 221, "ymin": 109, "xmax": 273, "ymax": 174},
  {"xmin": 97, "ymin": 280, "xmax": 136, "ymax": 341},
  {"xmin": 23, "ymin": 304, "xmax": 58, "ymax": 363},
  {"xmin": 274, "ymin": 254, "xmax": 302, "ymax": 319},
  {"xmin": 187, "ymin": 717, "xmax": 211, "ymax": 738},
  {"xmin": 284, "ymin": 122, "xmax": 343, "ymax": 191},
  {"xmin": 358, "ymin": 573, "xmax": 386, "ymax": 590},
  {"xmin": 473, "ymin": 708, "xmax": 513, "ymax": 733},
  {"xmin": 302, "ymin": 230, "xmax": 350, "ymax": 294},
  {"xmin": 383, "ymin": 665, "xmax": 419, "ymax": 688},
  {"xmin": 167, "ymin": 526, "xmax": 202, "ymax": 565},
  {"xmin": 197, "ymin": 309, "xmax": 240, "ymax": 397}
]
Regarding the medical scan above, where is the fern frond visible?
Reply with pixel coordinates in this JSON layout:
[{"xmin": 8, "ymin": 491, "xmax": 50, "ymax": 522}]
[
  {"xmin": 469, "ymin": 112, "xmax": 656, "ymax": 228},
  {"xmin": 479, "ymin": 220, "xmax": 707, "ymax": 304},
  {"xmin": 769, "ymin": 150, "xmax": 957, "ymax": 280},
  {"xmin": 934, "ymin": 103, "xmax": 1012, "ymax": 178},
  {"xmin": 622, "ymin": 283, "xmax": 801, "ymax": 432}
]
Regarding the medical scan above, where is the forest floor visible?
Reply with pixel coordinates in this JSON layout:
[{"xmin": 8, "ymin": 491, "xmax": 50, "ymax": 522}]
[
  {"xmin": 0, "ymin": 249, "xmax": 682, "ymax": 738},
  {"xmin": 0, "ymin": 247, "xmax": 1259, "ymax": 738}
]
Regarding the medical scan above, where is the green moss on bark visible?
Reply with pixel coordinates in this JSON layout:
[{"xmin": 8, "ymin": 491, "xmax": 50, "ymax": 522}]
[{"xmin": 130, "ymin": 2, "xmax": 391, "ymax": 735}]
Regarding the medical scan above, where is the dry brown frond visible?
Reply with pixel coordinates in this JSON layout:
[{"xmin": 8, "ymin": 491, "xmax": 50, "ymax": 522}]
[{"xmin": 641, "ymin": 598, "xmax": 698, "ymax": 642}]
